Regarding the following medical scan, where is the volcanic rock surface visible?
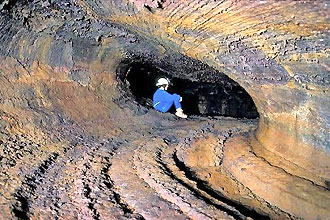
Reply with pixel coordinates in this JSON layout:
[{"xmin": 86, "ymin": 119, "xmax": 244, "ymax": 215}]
[{"xmin": 0, "ymin": 0, "xmax": 329, "ymax": 219}]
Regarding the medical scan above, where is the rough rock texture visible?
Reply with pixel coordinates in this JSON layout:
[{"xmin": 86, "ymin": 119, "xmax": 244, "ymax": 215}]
[{"xmin": 0, "ymin": 0, "xmax": 329, "ymax": 219}]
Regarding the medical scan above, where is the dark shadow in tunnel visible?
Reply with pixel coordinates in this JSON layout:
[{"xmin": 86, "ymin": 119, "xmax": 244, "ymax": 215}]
[{"xmin": 122, "ymin": 61, "xmax": 259, "ymax": 119}]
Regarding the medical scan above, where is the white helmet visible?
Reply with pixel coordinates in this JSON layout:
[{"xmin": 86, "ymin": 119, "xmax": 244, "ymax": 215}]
[{"xmin": 156, "ymin": 78, "xmax": 170, "ymax": 86}]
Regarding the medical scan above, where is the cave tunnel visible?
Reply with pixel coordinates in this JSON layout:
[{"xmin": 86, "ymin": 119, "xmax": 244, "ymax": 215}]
[
  {"xmin": 1, "ymin": 0, "xmax": 330, "ymax": 219},
  {"xmin": 123, "ymin": 61, "xmax": 259, "ymax": 119}
]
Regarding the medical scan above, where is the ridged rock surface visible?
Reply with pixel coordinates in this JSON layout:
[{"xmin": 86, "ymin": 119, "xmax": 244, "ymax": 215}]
[{"xmin": 0, "ymin": 0, "xmax": 329, "ymax": 219}]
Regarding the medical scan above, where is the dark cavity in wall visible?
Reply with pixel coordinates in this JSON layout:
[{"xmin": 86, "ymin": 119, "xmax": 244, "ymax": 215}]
[{"xmin": 120, "ymin": 61, "xmax": 259, "ymax": 119}]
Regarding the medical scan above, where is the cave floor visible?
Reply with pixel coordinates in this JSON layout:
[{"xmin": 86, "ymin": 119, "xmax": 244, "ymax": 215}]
[{"xmin": 0, "ymin": 113, "xmax": 316, "ymax": 219}]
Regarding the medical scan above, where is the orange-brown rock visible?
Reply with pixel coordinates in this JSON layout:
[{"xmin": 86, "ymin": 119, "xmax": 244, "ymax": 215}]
[{"xmin": 0, "ymin": 0, "xmax": 329, "ymax": 219}]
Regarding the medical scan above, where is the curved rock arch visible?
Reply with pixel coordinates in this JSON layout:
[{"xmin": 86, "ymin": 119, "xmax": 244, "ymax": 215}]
[
  {"xmin": 0, "ymin": 0, "xmax": 329, "ymax": 219},
  {"xmin": 86, "ymin": 0, "xmax": 330, "ymax": 185}
]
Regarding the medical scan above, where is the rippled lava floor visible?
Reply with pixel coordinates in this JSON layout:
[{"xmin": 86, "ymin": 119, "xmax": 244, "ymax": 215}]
[{"xmin": 0, "ymin": 113, "xmax": 292, "ymax": 219}]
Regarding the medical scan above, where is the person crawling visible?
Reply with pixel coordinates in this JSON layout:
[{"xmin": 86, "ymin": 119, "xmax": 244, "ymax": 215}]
[{"xmin": 153, "ymin": 77, "xmax": 187, "ymax": 119}]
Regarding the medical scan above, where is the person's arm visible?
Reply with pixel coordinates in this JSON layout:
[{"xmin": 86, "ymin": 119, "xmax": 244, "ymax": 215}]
[{"xmin": 160, "ymin": 90, "xmax": 176, "ymax": 102}]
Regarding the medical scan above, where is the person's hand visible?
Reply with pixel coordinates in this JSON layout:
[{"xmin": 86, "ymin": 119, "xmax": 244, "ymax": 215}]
[{"xmin": 180, "ymin": 97, "xmax": 183, "ymax": 102}]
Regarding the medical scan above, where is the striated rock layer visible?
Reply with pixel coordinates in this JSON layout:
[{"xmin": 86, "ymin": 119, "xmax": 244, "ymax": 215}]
[{"xmin": 0, "ymin": 0, "xmax": 329, "ymax": 219}]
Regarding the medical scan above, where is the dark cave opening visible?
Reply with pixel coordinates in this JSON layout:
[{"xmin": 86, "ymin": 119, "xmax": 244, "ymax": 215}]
[{"xmin": 122, "ymin": 62, "xmax": 259, "ymax": 119}]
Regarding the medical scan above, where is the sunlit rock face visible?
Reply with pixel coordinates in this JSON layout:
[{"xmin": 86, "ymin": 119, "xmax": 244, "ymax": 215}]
[{"xmin": 0, "ymin": 0, "xmax": 329, "ymax": 219}]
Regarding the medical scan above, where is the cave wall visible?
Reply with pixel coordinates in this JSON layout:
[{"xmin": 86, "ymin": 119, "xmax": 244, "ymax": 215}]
[
  {"xmin": 0, "ymin": 0, "xmax": 329, "ymax": 218},
  {"xmin": 86, "ymin": 0, "xmax": 330, "ymax": 184}
]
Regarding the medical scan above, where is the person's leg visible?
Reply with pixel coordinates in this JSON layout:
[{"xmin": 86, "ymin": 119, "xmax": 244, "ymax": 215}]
[
  {"xmin": 173, "ymin": 94, "xmax": 187, "ymax": 118},
  {"xmin": 172, "ymin": 94, "xmax": 182, "ymax": 109},
  {"xmin": 157, "ymin": 94, "xmax": 180, "ymax": 112},
  {"xmin": 157, "ymin": 101, "xmax": 174, "ymax": 112},
  {"xmin": 155, "ymin": 95, "xmax": 187, "ymax": 118}
]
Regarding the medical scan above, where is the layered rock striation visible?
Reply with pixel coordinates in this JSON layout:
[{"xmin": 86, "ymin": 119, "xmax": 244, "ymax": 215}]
[{"xmin": 0, "ymin": 0, "xmax": 329, "ymax": 219}]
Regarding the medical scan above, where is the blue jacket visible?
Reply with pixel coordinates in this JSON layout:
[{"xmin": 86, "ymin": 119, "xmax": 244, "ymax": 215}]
[{"xmin": 153, "ymin": 89, "xmax": 180, "ymax": 112}]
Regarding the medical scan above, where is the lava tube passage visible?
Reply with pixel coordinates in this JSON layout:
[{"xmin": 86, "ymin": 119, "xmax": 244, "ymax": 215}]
[{"xmin": 123, "ymin": 61, "xmax": 259, "ymax": 119}]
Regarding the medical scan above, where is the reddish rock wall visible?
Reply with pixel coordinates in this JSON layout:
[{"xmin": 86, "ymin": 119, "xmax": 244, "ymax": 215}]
[
  {"xmin": 0, "ymin": 0, "xmax": 329, "ymax": 219},
  {"xmin": 99, "ymin": 0, "xmax": 330, "ymax": 184}
]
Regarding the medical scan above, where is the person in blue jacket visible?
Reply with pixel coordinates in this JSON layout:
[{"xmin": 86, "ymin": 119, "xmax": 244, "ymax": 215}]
[{"xmin": 153, "ymin": 78, "xmax": 187, "ymax": 118}]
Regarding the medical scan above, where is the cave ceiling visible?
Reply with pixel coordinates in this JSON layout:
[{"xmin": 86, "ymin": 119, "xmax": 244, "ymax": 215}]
[{"xmin": 0, "ymin": 0, "xmax": 329, "ymax": 219}]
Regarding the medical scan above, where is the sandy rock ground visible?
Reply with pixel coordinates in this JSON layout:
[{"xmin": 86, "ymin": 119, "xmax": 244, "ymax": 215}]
[
  {"xmin": 0, "ymin": 113, "xmax": 291, "ymax": 220},
  {"xmin": 0, "ymin": 1, "xmax": 329, "ymax": 219}
]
